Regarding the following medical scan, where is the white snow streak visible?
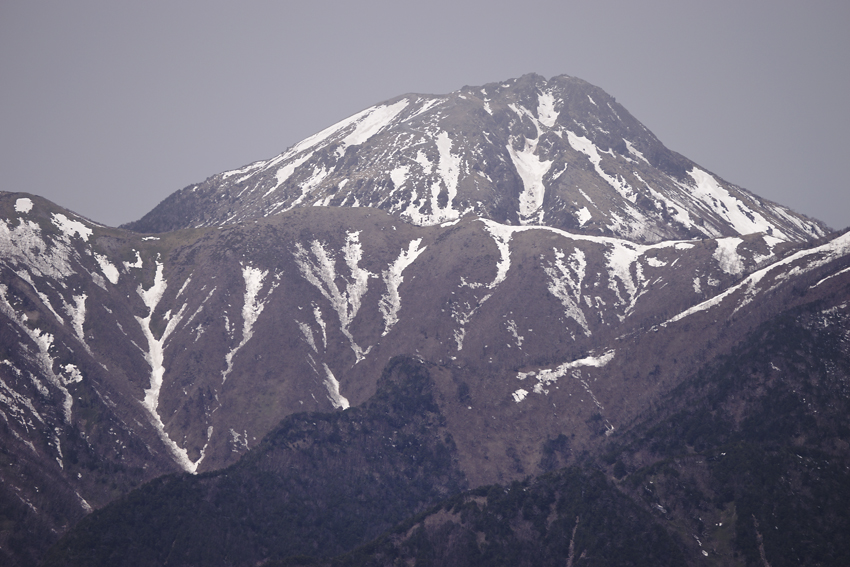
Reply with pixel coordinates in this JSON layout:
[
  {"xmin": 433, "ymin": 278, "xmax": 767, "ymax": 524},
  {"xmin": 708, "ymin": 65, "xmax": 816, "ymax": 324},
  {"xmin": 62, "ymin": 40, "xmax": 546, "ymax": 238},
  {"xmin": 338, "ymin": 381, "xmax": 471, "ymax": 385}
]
[
  {"xmin": 293, "ymin": 231, "xmax": 373, "ymax": 362},
  {"xmin": 509, "ymin": 137, "xmax": 553, "ymax": 224},
  {"xmin": 287, "ymin": 165, "xmax": 331, "ymax": 210},
  {"xmin": 339, "ymin": 99, "xmax": 409, "ymax": 149},
  {"xmin": 222, "ymin": 265, "xmax": 277, "ymax": 382},
  {"xmin": 813, "ymin": 265, "xmax": 850, "ymax": 289},
  {"xmin": 432, "ymin": 131, "xmax": 462, "ymax": 222},
  {"xmin": 322, "ymin": 363, "xmax": 350, "ymax": 410},
  {"xmin": 63, "ymin": 293, "xmax": 89, "ymax": 352},
  {"xmin": 481, "ymin": 220, "xmax": 514, "ymax": 288},
  {"xmin": 297, "ymin": 321, "xmax": 317, "ymax": 352},
  {"xmin": 623, "ymin": 140, "xmax": 649, "ymax": 164},
  {"xmin": 379, "ymin": 238, "xmax": 427, "ymax": 336},
  {"xmin": 134, "ymin": 261, "xmax": 199, "ymax": 473},
  {"xmin": 544, "ymin": 248, "xmax": 590, "ymax": 335},
  {"xmin": 514, "ymin": 350, "xmax": 615, "ymax": 401},
  {"xmin": 260, "ymin": 100, "xmax": 408, "ymax": 199},
  {"xmin": 567, "ymin": 131, "xmax": 637, "ymax": 204},
  {"xmin": 313, "ymin": 305, "xmax": 327, "ymax": 349},
  {"xmin": 265, "ymin": 153, "xmax": 313, "ymax": 198}
]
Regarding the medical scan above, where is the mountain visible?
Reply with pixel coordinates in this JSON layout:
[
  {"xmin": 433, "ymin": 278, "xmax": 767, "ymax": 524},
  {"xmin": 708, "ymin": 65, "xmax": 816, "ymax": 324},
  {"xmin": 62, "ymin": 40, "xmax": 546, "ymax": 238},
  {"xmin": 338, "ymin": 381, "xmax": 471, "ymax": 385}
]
[
  {"xmin": 124, "ymin": 74, "xmax": 826, "ymax": 243},
  {"xmin": 0, "ymin": 74, "xmax": 846, "ymax": 566}
]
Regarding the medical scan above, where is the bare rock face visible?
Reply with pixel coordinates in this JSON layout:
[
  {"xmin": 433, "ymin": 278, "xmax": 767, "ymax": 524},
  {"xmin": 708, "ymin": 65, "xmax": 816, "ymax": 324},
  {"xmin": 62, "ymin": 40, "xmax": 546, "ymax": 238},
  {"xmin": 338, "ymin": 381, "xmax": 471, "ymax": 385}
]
[{"xmin": 1, "ymin": 74, "xmax": 847, "ymax": 566}]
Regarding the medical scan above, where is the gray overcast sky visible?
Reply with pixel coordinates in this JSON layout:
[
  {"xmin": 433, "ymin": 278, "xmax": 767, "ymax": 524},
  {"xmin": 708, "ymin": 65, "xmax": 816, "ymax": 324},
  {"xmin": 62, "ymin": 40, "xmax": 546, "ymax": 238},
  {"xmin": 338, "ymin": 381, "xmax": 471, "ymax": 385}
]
[{"xmin": 2, "ymin": 0, "xmax": 848, "ymax": 230}]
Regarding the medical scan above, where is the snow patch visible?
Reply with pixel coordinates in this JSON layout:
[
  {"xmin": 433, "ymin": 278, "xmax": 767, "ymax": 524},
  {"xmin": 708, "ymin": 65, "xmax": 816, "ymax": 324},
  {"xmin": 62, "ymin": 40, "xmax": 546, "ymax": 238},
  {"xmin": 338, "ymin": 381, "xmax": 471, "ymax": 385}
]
[
  {"xmin": 63, "ymin": 294, "xmax": 89, "ymax": 351},
  {"xmin": 340, "ymin": 99, "xmax": 409, "ymax": 149},
  {"xmin": 512, "ymin": 388, "xmax": 528, "ymax": 403},
  {"xmin": 432, "ymin": 131, "xmax": 462, "ymax": 222},
  {"xmin": 94, "ymin": 253, "xmax": 119, "ymax": 284},
  {"xmin": 390, "ymin": 165, "xmax": 409, "ymax": 190},
  {"xmin": 713, "ymin": 238, "xmax": 744, "ymax": 275},
  {"xmin": 623, "ymin": 140, "xmax": 649, "ymax": 164},
  {"xmin": 51, "ymin": 214, "xmax": 92, "ymax": 242},
  {"xmin": 62, "ymin": 363, "xmax": 83, "ymax": 384},
  {"xmin": 14, "ymin": 198, "xmax": 33, "ymax": 214},
  {"xmin": 124, "ymin": 250, "xmax": 143, "ymax": 270},
  {"xmin": 537, "ymin": 91, "xmax": 559, "ymax": 127},
  {"xmin": 265, "ymin": 153, "xmax": 312, "ymax": 198},
  {"xmin": 686, "ymin": 168, "xmax": 788, "ymax": 239},
  {"xmin": 506, "ymin": 319, "xmax": 524, "ymax": 348},
  {"xmin": 0, "ymin": 285, "xmax": 74, "ymax": 423}
]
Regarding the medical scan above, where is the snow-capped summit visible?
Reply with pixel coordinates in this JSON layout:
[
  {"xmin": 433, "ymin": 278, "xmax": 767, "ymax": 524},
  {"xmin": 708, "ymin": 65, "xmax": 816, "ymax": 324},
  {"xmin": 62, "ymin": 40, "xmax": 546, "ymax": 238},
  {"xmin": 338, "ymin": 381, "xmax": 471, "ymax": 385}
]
[{"xmin": 125, "ymin": 74, "xmax": 827, "ymax": 243}]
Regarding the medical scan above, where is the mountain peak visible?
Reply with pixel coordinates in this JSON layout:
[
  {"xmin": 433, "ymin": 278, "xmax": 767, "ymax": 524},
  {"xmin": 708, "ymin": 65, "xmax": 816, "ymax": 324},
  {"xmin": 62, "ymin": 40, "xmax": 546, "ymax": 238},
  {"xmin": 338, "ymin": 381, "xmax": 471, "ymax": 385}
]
[{"xmin": 123, "ymin": 75, "xmax": 827, "ymax": 243}]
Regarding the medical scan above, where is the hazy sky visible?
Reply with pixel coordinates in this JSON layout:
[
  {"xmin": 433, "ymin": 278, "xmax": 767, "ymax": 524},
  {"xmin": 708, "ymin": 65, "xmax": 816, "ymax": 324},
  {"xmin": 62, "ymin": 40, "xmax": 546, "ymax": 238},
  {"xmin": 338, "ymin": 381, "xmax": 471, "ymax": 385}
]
[{"xmin": 2, "ymin": 1, "xmax": 848, "ymax": 230}]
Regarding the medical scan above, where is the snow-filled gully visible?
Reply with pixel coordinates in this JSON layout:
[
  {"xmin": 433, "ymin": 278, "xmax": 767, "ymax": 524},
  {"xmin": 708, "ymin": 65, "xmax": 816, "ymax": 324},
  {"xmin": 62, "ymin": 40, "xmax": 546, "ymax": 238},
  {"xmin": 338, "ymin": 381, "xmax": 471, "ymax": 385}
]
[
  {"xmin": 448, "ymin": 221, "xmax": 517, "ymax": 351},
  {"xmin": 293, "ymin": 231, "xmax": 374, "ymax": 363},
  {"xmin": 222, "ymin": 265, "xmax": 279, "ymax": 383},
  {"xmin": 293, "ymin": 232, "xmax": 432, "ymax": 408},
  {"xmin": 134, "ymin": 259, "xmax": 205, "ymax": 473},
  {"xmin": 379, "ymin": 238, "xmax": 426, "ymax": 336}
]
